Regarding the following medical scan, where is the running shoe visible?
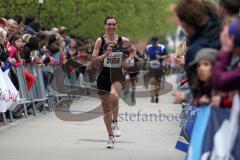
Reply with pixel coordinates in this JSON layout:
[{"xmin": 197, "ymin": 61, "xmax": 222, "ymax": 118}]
[
  {"xmin": 106, "ymin": 136, "xmax": 115, "ymax": 149},
  {"xmin": 112, "ymin": 122, "xmax": 121, "ymax": 137},
  {"xmin": 155, "ymin": 96, "xmax": 159, "ymax": 103},
  {"xmin": 151, "ymin": 96, "xmax": 154, "ymax": 103},
  {"xmin": 131, "ymin": 93, "xmax": 136, "ymax": 103},
  {"xmin": 122, "ymin": 90, "xmax": 130, "ymax": 100}
]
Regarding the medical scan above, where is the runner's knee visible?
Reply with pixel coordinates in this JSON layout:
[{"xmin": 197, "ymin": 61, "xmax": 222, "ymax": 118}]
[{"xmin": 110, "ymin": 94, "xmax": 119, "ymax": 107}]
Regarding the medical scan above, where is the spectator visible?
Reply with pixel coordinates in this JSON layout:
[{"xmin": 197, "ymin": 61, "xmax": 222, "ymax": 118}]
[
  {"xmin": 213, "ymin": 17, "xmax": 240, "ymax": 92},
  {"xmin": 174, "ymin": 0, "xmax": 221, "ymax": 87},
  {"xmin": 24, "ymin": 15, "xmax": 35, "ymax": 26},
  {"xmin": 66, "ymin": 39, "xmax": 77, "ymax": 60},
  {"xmin": 29, "ymin": 21, "xmax": 41, "ymax": 33},
  {"xmin": 22, "ymin": 36, "xmax": 41, "ymax": 64},
  {"xmin": 8, "ymin": 35, "xmax": 24, "ymax": 67},
  {"xmin": 23, "ymin": 15, "xmax": 36, "ymax": 34},
  {"xmin": 59, "ymin": 26, "xmax": 69, "ymax": 41},
  {"xmin": 0, "ymin": 29, "xmax": 8, "ymax": 71},
  {"xmin": 13, "ymin": 14, "xmax": 24, "ymax": 34},
  {"xmin": 188, "ymin": 48, "xmax": 218, "ymax": 106},
  {"xmin": 219, "ymin": 0, "xmax": 240, "ymax": 18},
  {"xmin": 36, "ymin": 32, "xmax": 48, "ymax": 48},
  {"xmin": 8, "ymin": 35, "xmax": 36, "ymax": 91},
  {"xmin": 6, "ymin": 19, "xmax": 18, "ymax": 35}
]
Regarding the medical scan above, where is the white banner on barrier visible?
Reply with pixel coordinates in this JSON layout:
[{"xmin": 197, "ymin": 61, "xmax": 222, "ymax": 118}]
[{"xmin": 0, "ymin": 69, "xmax": 19, "ymax": 112}]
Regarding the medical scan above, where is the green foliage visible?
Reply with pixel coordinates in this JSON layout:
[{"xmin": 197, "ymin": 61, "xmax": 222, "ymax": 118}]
[{"xmin": 0, "ymin": 0, "xmax": 177, "ymax": 40}]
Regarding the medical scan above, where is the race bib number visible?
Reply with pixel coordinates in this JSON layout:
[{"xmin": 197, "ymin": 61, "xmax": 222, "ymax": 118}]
[
  {"xmin": 150, "ymin": 60, "xmax": 160, "ymax": 69},
  {"xmin": 103, "ymin": 52, "xmax": 123, "ymax": 68}
]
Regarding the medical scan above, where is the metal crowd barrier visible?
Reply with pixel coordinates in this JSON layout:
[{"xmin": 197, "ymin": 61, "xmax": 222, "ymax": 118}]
[
  {"xmin": 1, "ymin": 61, "xmax": 90, "ymax": 126},
  {"xmin": 2, "ymin": 64, "xmax": 50, "ymax": 125},
  {"xmin": 9, "ymin": 66, "xmax": 33, "ymax": 120},
  {"xmin": 26, "ymin": 64, "xmax": 48, "ymax": 112},
  {"xmin": 45, "ymin": 64, "xmax": 69, "ymax": 105}
]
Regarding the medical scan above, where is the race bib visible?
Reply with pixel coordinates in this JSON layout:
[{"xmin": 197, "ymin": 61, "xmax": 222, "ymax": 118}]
[
  {"xmin": 150, "ymin": 60, "xmax": 160, "ymax": 69},
  {"xmin": 103, "ymin": 52, "xmax": 123, "ymax": 68}
]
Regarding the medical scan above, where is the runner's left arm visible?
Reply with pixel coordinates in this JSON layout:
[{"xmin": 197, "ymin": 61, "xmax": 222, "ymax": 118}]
[
  {"xmin": 122, "ymin": 37, "xmax": 136, "ymax": 69},
  {"xmin": 157, "ymin": 46, "xmax": 168, "ymax": 60}
]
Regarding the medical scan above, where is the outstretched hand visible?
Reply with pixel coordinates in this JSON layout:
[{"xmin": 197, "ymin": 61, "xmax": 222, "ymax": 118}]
[{"xmin": 221, "ymin": 25, "xmax": 234, "ymax": 52}]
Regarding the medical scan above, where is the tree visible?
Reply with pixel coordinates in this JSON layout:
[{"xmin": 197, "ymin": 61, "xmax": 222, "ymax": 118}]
[{"xmin": 0, "ymin": 0, "xmax": 177, "ymax": 40}]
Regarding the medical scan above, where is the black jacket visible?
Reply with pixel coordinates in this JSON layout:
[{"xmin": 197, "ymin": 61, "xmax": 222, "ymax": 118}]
[
  {"xmin": 185, "ymin": 17, "xmax": 221, "ymax": 86},
  {"xmin": 0, "ymin": 44, "xmax": 8, "ymax": 62}
]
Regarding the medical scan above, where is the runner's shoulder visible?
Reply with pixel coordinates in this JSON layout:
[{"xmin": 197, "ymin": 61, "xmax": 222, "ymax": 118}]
[
  {"xmin": 146, "ymin": 44, "xmax": 153, "ymax": 50},
  {"xmin": 94, "ymin": 37, "xmax": 103, "ymax": 48},
  {"xmin": 121, "ymin": 36, "xmax": 130, "ymax": 42},
  {"xmin": 96, "ymin": 37, "xmax": 102, "ymax": 43},
  {"xmin": 157, "ymin": 43, "xmax": 166, "ymax": 49}
]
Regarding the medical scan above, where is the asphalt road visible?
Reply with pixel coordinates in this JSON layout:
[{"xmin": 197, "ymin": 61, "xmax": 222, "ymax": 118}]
[{"xmin": 0, "ymin": 74, "xmax": 185, "ymax": 160}]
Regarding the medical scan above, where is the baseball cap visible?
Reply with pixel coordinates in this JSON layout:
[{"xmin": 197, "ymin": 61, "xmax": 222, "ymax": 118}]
[
  {"xmin": 151, "ymin": 36, "xmax": 158, "ymax": 42},
  {"xmin": 188, "ymin": 48, "xmax": 218, "ymax": 72}
]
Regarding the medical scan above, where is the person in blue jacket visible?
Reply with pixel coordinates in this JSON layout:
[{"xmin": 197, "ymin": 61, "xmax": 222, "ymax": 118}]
[{"xmin": 175, "ymin": 0, "xmax": 221, "ymax": 87}]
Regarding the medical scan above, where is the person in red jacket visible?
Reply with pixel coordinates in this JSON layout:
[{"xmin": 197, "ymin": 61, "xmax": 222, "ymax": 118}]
[{"xmin": 8, "ymin": 35, "xmax": 36, "ymax": 91}]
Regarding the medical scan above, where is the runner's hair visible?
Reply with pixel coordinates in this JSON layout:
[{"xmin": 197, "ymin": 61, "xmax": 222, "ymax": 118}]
[{"xmin": 104, "ymin": 16, "xmax": 117, "ymax": 25}]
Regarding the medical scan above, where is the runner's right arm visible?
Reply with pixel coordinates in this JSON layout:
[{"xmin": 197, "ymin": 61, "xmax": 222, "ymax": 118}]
[{"xmin": 91, "ymin": 37, "xmax": 111, "ymax": 68}]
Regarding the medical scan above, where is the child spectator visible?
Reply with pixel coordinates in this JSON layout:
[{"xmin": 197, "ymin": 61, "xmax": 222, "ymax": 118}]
[
  {"xmin": 188, "ymin": 48, "xmax": 218, "ymax": 106},
  {"xmin": 8, "ymin": 35, "xmax": 36, "ymax": 91}
]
